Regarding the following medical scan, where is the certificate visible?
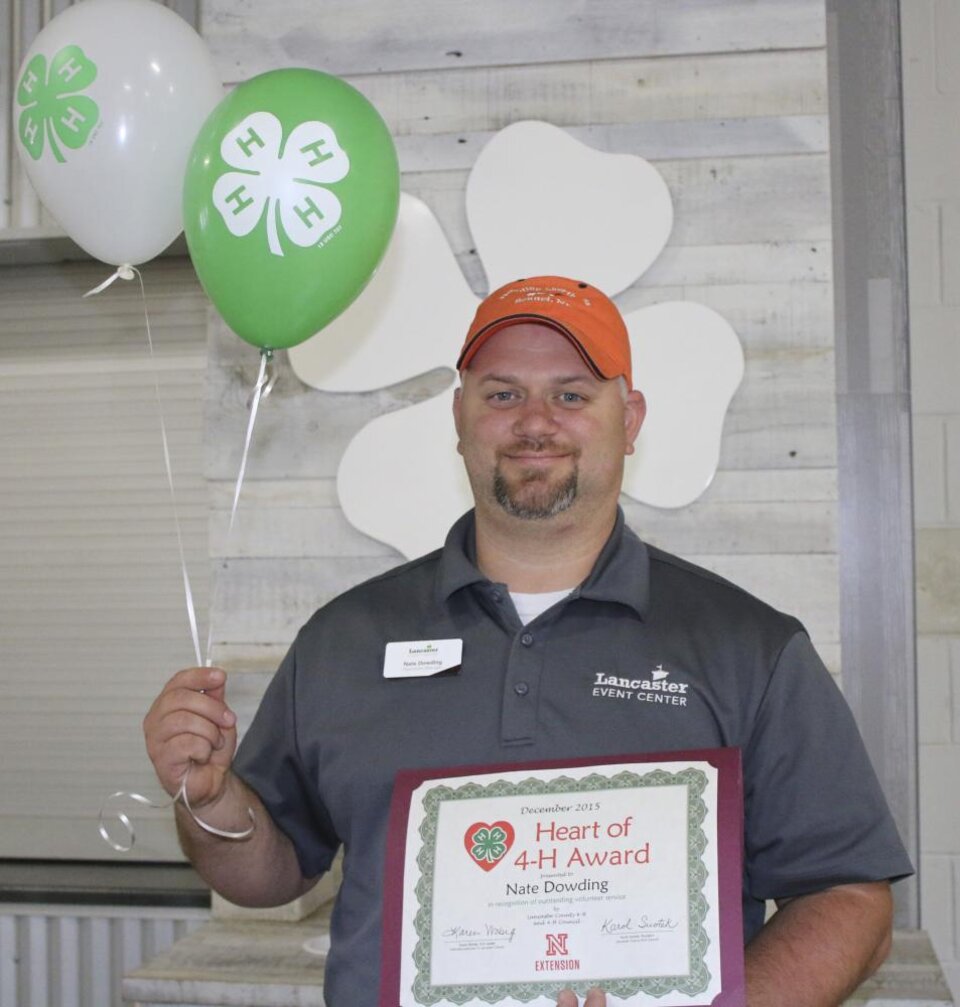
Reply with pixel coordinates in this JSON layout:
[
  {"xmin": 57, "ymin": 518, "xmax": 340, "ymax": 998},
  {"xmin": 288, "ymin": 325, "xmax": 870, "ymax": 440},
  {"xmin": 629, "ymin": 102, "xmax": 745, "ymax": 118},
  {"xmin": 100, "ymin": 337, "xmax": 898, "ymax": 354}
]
[{"xmin": 380, "ymin": 749, "xmax": 744, "ymax": 1007}]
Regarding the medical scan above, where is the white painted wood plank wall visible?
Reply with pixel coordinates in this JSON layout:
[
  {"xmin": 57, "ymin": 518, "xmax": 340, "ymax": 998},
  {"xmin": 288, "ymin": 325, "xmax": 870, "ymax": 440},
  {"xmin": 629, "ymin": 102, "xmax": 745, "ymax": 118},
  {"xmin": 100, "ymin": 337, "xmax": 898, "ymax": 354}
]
[{"xmin": 197, "ymin": 0, "xmax": 839, "ymax": 697}]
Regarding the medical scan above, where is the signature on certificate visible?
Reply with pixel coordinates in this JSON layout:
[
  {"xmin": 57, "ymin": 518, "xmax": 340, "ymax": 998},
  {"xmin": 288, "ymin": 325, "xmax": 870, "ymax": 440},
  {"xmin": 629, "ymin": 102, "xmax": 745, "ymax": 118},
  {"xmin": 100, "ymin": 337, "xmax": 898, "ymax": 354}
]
[
  {"xmin": 600, "ymin": 915, "xmax": 679, "ymax": 935},
  {"xmin": 442, "ymin": 924, "xmax": 517, "ymax": 943}
]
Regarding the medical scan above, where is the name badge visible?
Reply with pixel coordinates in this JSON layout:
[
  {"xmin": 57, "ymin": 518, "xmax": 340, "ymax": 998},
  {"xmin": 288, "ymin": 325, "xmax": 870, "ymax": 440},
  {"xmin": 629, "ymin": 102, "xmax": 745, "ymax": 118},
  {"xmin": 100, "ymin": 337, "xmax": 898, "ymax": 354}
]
[{"xmin": 383, "ymin": 639, "xmax": 463, "ymax": 679}]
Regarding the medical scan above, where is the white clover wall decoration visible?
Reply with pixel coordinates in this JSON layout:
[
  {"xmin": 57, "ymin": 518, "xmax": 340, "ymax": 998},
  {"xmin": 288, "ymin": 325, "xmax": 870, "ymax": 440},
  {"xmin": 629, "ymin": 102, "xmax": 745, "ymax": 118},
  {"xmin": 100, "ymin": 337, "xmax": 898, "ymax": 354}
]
[{"xmin": 289, "ymin": 121, "xmax": 744, "ymax": 560}]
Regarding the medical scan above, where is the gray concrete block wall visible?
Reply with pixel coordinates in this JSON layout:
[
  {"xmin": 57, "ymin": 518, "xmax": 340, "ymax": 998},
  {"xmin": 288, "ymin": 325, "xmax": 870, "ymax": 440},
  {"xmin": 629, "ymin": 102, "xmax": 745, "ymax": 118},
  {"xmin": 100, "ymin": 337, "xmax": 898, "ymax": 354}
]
[{"xmin": 902, "ymin": 0, "xmax": 960, "ymax": 997}]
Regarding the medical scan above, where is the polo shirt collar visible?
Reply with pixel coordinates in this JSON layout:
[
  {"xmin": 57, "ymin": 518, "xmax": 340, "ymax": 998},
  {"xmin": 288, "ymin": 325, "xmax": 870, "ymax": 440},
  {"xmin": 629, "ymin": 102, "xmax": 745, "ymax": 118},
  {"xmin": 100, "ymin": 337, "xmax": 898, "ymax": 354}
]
[
  {"xmin": 576, "ymin": 507, "xmax": 650, "ymax": 619},
  {"xmin": 436, "ymin": 511, "xmax": 488, "ymax": 603},
  {"xmin": 436, "ymin": 508, "xmax": 650, "ymax": 619}
]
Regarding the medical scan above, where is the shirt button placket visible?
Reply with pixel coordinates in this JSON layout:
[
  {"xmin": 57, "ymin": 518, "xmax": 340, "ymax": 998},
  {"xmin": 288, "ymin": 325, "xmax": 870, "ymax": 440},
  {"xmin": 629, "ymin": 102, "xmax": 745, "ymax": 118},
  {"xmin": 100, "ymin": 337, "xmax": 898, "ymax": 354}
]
[{"xmin": 501, "ymin": 628, "xmax": 541, "ymax": 745}]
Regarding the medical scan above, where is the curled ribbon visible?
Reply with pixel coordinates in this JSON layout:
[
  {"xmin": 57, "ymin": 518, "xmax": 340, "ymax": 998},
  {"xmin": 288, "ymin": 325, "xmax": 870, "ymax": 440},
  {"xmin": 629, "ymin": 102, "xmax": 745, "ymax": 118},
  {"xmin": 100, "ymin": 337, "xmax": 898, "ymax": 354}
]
[{"xmin": 98, "ymin": 764, "xmax": 255, "ymax": 853}]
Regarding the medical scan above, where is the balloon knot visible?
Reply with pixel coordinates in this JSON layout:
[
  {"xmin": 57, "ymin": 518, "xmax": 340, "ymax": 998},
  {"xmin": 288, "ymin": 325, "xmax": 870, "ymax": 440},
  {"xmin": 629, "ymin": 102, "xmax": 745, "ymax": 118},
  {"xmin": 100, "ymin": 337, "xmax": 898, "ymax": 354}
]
[{"xmin": 118, "ymin": 265, "xmax": 135, "ymax": 281}]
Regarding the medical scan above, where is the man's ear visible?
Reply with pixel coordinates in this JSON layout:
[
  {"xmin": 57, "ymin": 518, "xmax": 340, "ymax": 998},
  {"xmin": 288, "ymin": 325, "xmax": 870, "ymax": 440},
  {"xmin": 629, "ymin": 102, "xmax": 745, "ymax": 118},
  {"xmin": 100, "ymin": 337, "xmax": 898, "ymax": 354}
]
[
  {"xmin": 452, "ymin": 384, "xmax": 463, "ymax": 452},
  {"xmin": 624, "ymin": 389, "xmax": 646, "ymax": 455}
]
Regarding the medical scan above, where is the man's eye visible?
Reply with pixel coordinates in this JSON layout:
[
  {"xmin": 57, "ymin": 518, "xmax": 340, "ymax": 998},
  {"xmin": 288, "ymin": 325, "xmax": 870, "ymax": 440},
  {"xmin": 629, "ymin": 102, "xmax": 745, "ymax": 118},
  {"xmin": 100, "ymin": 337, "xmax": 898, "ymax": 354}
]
[
  {"xmin": 559, "ymin": 391, "xmax": 585, "ymax": 403},
  {"xmin": 489, "ymin": 391, "xmax": 515, "ymax": 402}
]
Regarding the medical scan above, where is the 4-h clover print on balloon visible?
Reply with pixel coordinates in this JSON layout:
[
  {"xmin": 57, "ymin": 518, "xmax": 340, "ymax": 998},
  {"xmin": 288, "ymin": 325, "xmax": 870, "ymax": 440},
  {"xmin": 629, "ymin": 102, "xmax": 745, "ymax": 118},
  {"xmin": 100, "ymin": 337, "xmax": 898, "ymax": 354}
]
[
  {"xmin": 184, "ymin": 68, "xmax": 400, "ymax": 351},
  {"xmin": 212, "ymin": 112, "xmax": 350, "ymax": 258},
  {"xmin": 17, "ymin": 45, "xmax": 98, "ymax": 163},
  {"xmin": 290, "ymin": 121, "xmax": 744, "ymax": 559}
]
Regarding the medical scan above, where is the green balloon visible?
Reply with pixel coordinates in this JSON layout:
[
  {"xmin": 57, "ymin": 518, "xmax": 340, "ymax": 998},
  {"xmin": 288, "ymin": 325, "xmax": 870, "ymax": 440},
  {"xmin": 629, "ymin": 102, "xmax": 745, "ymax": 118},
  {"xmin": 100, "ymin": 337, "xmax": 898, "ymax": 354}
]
[{"xmin": 183, "ymin": 68, "xmax": 399, "ymax": 350}]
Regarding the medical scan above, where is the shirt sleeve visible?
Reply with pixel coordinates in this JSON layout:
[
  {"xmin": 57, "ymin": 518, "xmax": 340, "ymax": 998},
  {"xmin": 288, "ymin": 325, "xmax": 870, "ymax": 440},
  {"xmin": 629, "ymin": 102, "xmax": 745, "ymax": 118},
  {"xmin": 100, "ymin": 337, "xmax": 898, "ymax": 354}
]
[
  {"xmin": 742, "ymin": 631, "xmax": 913, "ymax": 901},
  {"xmin": 232, "ymin": 640, "xmax": 341, "ymax": 880}
]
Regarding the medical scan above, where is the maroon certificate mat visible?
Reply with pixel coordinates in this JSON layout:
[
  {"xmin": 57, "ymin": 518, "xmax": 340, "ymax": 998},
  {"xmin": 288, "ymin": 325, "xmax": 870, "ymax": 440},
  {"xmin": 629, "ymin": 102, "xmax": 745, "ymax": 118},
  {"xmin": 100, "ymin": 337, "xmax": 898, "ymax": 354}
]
[{"xmin": 380, "ymin": 748, "xmax": 745, "ymax": 1007}]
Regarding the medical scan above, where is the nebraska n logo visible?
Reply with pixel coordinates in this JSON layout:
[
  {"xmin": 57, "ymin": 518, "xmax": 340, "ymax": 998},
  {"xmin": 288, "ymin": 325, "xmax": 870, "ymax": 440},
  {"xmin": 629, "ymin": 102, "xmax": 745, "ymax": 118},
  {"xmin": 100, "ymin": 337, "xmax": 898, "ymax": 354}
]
[{"xmin": 545, "ymin": 933, "xmax": 569, "ymax": 957}]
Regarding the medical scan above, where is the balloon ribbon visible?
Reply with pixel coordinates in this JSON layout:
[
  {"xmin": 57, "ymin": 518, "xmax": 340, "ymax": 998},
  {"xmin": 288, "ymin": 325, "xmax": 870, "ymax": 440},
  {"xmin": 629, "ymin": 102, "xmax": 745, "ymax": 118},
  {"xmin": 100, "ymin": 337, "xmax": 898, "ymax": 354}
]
[
  {"xmin": 203, "ymin": 349, "xmax": 274, "ymax": 664},
  {"xmin": 99, "ymin": 765, "xmax": 255, "ymax": 852},
  {"xmin": 86, "ymin": 268, "xmax": 275, "ymax": 849}
]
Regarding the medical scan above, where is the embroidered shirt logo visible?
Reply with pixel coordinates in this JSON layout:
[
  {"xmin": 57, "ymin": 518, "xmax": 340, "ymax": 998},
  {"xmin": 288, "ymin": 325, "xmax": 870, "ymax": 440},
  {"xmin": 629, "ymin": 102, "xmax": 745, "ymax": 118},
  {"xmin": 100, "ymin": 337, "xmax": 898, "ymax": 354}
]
[{"xmin": 592, "ymin": 664, "xmax": 689, "ymax": 707}]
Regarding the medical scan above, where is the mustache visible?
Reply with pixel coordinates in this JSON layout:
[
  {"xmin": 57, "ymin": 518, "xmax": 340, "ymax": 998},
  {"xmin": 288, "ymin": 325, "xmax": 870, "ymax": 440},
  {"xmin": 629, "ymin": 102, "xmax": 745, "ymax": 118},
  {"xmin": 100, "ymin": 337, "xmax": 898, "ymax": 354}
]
[{"xmin": 497, "ymin": 438, "xmax": 578, "ymax": 455}]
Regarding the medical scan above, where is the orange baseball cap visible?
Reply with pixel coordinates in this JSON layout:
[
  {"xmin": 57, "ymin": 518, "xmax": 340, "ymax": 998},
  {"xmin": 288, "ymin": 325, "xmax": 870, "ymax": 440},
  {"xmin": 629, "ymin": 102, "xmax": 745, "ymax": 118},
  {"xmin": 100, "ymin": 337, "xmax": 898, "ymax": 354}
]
[{"xmin": 457, "ymin": 276, "xmax": 633, "ymax": 390}]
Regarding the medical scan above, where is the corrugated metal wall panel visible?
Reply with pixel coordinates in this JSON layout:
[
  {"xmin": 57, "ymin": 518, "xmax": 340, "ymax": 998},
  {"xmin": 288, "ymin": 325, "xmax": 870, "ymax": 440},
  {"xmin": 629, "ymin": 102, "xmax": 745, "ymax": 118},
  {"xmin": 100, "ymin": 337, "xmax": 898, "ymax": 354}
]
[{"xmin": 0, "ymin": 905, "xmax": 208, "ymax": 1007}]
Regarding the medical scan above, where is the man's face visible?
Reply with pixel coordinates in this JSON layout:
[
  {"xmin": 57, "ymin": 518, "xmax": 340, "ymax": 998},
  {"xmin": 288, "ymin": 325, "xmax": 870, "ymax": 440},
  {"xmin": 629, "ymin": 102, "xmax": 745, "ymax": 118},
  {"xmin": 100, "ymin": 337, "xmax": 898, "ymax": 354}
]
[{"xmin": 453, "ymin": 323, "xmax": 645, "ymax": 523}]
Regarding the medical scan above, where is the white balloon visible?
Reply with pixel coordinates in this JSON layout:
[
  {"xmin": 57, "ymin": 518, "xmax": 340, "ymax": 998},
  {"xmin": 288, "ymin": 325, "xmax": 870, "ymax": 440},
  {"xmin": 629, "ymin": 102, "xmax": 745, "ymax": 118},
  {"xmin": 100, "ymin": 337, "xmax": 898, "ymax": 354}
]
[{"xmin": 14, "ymin": 0, "xmax": 223, "ymax": 265}]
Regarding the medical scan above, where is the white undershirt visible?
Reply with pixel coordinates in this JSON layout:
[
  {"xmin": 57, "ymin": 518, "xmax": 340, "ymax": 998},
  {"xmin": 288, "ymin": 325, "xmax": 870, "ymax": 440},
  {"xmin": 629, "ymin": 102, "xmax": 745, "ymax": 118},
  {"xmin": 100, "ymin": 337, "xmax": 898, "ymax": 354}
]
[{"xmin": 509, "ymin": 588, "xmax": 575, "ymax": 625}]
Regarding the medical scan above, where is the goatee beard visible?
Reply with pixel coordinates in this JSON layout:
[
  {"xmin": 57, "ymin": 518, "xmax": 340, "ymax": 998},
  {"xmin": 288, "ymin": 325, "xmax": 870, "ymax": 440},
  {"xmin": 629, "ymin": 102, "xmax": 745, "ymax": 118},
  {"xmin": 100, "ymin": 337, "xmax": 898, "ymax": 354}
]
[{"xmin": 493, "ymin": 468, "xmax": 578, "ymax": 520}]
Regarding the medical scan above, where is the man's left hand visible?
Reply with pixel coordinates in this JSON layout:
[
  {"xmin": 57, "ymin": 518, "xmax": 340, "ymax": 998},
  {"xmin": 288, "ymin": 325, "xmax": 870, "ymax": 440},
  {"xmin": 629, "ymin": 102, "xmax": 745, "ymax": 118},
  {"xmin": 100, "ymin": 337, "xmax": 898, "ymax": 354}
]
[{"xmin": 557, "ymin": 989, "xmax": 605, "ymax": 1007}]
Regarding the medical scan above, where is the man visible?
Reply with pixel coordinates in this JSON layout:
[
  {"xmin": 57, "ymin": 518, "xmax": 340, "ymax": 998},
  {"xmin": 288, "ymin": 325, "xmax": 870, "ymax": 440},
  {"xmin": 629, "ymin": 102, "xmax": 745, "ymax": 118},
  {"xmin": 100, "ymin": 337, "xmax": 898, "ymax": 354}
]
[{"xmin": 145, "ymin": 276, "xmax": 912, "ymax": 1007}]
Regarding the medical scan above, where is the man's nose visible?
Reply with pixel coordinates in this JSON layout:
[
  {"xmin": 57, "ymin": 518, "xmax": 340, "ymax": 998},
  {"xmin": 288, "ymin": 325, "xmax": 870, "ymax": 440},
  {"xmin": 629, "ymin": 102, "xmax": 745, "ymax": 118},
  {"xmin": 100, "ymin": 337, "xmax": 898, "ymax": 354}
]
[{"xmin": 513, "ymin": 397, "xmax": 558, "ymax": 437}]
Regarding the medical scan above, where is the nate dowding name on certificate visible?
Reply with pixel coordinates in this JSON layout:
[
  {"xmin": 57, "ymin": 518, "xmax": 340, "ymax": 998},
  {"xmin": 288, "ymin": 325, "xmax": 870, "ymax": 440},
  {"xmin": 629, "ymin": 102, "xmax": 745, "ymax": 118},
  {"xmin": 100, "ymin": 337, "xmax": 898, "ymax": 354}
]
[{"xmin": 504, "ymin": 876, "xmax": 610, "ymax": 896}]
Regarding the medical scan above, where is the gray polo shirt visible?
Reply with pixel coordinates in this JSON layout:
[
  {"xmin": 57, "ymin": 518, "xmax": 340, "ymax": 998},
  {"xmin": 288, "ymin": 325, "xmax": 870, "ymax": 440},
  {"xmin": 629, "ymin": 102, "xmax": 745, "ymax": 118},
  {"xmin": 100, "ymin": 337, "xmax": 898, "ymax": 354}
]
[{"xmin": 234, "ymin": 509, "xmax": 911, "ymax": 1005}]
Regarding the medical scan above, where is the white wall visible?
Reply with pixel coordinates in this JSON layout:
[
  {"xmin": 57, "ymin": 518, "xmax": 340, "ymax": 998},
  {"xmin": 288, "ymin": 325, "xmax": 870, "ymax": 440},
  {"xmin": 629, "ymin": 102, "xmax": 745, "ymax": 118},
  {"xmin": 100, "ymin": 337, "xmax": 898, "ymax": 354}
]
[
  {"xmin": 198, "ymin": 0, "xmax": 841, "ymax": 696},
  {"xmin": 902, "ymin": 0, "xmax": 960, "ymax": 998}
]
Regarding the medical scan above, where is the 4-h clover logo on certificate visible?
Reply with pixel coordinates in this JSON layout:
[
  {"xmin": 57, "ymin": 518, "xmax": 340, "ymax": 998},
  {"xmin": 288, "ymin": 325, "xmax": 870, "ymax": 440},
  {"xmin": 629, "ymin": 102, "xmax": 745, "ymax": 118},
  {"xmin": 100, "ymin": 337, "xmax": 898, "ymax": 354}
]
[
  {"xmin": 464, "ymin": 820, "xmax": 515, "ymax": 871},
  {"xmin": 17, "ymin": 45, "xmax": 99, "ymax": 163},
  {"xmin": 213, "ymin": 111, "xmax": 350, "ymax": 258}
]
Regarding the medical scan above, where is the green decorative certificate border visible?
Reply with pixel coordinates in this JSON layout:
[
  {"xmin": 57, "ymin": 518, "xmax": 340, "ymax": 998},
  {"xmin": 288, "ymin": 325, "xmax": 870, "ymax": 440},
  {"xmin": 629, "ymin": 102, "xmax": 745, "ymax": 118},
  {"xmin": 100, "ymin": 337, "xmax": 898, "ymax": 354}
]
[{"xmin": 409, "ymin": 767, "xmax": 711, "ymax": 1005}]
